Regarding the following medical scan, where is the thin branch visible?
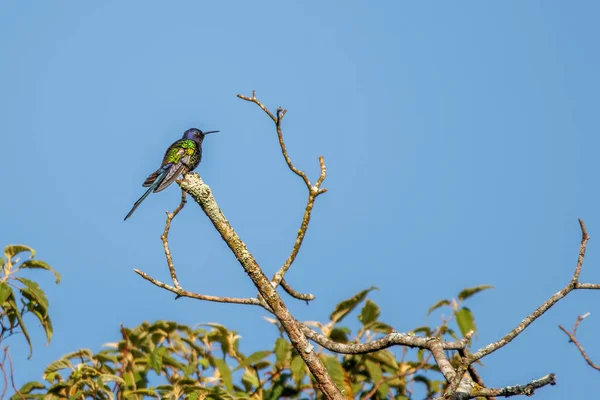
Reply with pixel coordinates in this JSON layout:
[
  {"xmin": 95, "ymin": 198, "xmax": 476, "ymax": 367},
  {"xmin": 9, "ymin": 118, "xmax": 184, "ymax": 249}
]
[
  {"xmin": 237, "ymin": 91, "xmax": 327, "ymax": 287},
  {"xmin": 281, "ymin": 279, "xmax": 315, "ymax": 302},
  {"xmin": 474, "ymin": 373, "xmax": 556, "ymax": 398},
  {"xmin": 5, "ymin": 348, "xmax": 24, "ymax": 400},
  {"xmin": 301, "ymin": 325, "xmax": 472, "ymax": 354},
  {"xmin": 469, "ymin": 219, "xmax": 591, "ymax": 363},
  {"xmin": 134, "ymin": 269, "xmax": 265, "ymax": 307},
  {"xmin": 576, "ymin": 283, "xmax": 600, "ymax": 289},
  {"xmin": 559, "ymin": 313, "xmax": 600, "ymax": 371},
  {"xmin": 445, "ymin": 219, "xmax": 595, "ymax": 398},
  {"xmin": 179, "ymin": 173, "xmax": 343, "ymax": 399},
  {"xmin": 161, "ymin": 190, "xmax": 187, "ymax": 290},
  {"xmin": 0, "ymin": 348, "xmax": 8, "ymax": 400}
]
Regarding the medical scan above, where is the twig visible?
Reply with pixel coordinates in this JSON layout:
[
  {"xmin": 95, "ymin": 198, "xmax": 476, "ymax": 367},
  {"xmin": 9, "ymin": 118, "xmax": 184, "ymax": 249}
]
[
  {"xmin": 5, "ymin": 348, "xmax": 24, "ymax": 400},
  {"xmin": 0, "ymin": 348, "xmax": 8, "ymax": 400},
  {"xmin": 237, "ymin": 91, "xmax": 328, "ymax": 287},
  {"xmin": 179, "ymin": 173, "xmax": 343, "ymax": 399},
  {"xmin": 281, "ymin": 279, "xmax": 315, "ymax": 302},
  {"xmin": 134, "ymin": 269, "xmax": 266, "ymax": 307},
  {"xmin": 474, "ymin": 373, "xmax": 556, "ymax": 398},
  {"xmin": 559, "ymin": 313, "xmax": 600, "ymax": 371},
  {"xmin": 161, "ymin": 190, "xmax": 187, "ymax": 290}
]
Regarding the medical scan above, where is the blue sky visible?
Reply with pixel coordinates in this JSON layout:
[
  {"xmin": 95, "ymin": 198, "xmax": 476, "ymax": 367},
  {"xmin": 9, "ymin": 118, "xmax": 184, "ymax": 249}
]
[{"xmin": 1, "ymin": 1, "xmax": 599, "ymax": 398}]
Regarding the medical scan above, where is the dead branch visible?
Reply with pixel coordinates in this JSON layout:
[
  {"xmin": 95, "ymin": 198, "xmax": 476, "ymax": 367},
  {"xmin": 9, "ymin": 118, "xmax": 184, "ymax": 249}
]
[
  {"xmin": 559, "ymin": 313, "xmax": 600, "ymax": 371},
  {"xmin": 444, "ymin": 219, "xmax": 595, "ymax": 398},
  {"xmin": 161, "ymin": 189, "xmax": 187, "ymax": 290},
  {"xmin": 281, "ymin": 279, "xmax": 315, "ymax": 302},
  {"xmin": 237, "ymin": 91, "xmax": 327, "ymax": 288},
  {"xmin": 134, "ymin": 269, "xmax": 266, "ymax": 307},
  {"xmin": 474, "ymin": 373, "xmax": 556, "ymax": 398}
]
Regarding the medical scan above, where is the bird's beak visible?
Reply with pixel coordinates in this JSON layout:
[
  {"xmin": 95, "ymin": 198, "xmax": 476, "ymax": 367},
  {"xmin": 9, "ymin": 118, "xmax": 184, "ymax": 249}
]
[{"xmin": 204, "ymin": 130, "xmax": 219, "ymax": 135}]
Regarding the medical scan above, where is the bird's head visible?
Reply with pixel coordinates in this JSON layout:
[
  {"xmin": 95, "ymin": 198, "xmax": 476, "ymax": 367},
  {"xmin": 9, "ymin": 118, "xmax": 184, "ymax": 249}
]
[{"xmin": 183, "ymin": 128, "xmax": 219, "ymax": 142}]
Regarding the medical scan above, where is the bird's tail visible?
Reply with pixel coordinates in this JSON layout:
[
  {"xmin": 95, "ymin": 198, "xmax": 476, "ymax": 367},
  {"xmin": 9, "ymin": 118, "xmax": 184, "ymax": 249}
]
[{"xmin": 124, "ymin": 168, "xmax": 168, "ymax": 221}]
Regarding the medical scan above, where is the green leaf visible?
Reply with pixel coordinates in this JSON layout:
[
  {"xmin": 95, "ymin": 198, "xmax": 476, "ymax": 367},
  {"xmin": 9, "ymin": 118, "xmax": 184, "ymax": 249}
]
[
  {"xmin": 26, "ymin": 301, "xmax": 53, "ymax": 344},
  {"xmin": 274, "ymin": 338, "xmax": 290, "ymax": 367},
  {"xmin": 234, "ymin": 350, "xmax": 272, "ymax": 371},
  {"xmin": 358, "ymin": 299, "xmax": 380, "ymax": 325},
  {"xmin": 0, "ymin": 281, "xmax": 13, "ymax": 304},
  {"xmin": 241, "ymin": 369, "xmax": 259, "ymax": 391},
  {"xmin": 456, "ymin": 307, "xmax": 476, "ymax": 337},
  {"xmin": 365, "ymin": 359, "xmax": 382, "ymax": 381},
  {"xmin": 412, "ymin": 326, "xmax": 432, "ymax": 336},
  {"xmin": 123, "ymin": 389, "xmax": 159, "ymax": 397},
  {"xmin": 17, "ymin": 380, "xmax": 46, "ymax": 394},
  {"xmin": 20, "ymin": 259, "xmax": 61, "ymax": 284},
  {"xmin": 62, "ymin": 349, "xmax": 93, "ymax": 360},
  {"xmin": 458, "ymin": 285, "xmax": 494, "ymax": 302},
  {"xmin": 43, "ymin": 359, "xmax": 73, "ymax": 376},
  {"xmin": 321, "ymin": 355, "xmax": 345, "ymax": 390},
  {"xmin": 6, "ymin": 293, "xmax": 33, "ymax": 358},
  {"xmin": 4, "ymin": 244, "xmax": 35, "ymax": 260},
  {"xmin": 290, "ymin": 355, "xmax": 306, "ymax": 384},
  {"xmin": 366, "ymin": 350, "xmax": 398, "ymax": 371},
  {"xmin": 213, "ymin": 358, "xmax": 233, "ymax": 392},
  {"xmin": 100, "ymin": 373, "xmax": 125, "ymax": 385},
  {"xmin": 365, "ymin": 359, "xmax": 388, "ymax": 398},
  {"xmin": 149, "ymin": 346, "xmax": 167, "ymax": 374},
  {"xmin": 367, "ymin": 321, "xmax": 393, "ymax": 334},
  {"xmin": 16, "ymin": 277, "xmax": 49, "ymax": 311},
  {"xmin": 427, "ymin": 299, "xmax": 450, "ymax": 316},
  {"xmin": 329, "ymin": 326, "xmax": 351, "ymax": 343},
  {"xmin": 330, "ymin": 286, "xmax": 377, "ymax": 324}
]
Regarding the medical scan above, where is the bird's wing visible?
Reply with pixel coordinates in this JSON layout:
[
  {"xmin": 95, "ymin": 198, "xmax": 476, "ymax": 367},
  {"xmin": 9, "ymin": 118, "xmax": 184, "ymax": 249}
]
[{"xmin": 153, "ymin": 153, "xmax": 191, "ymax": 193}]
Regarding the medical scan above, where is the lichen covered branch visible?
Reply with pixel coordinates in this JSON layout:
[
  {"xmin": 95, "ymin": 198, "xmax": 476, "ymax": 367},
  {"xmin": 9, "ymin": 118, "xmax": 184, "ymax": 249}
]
[
  {"xmin": 133, "ymin": 269, "xmax": 264, "ymax": 306},
  {"xmin": 179, "ymin": 173, "xmax": 343, "ymax": 400},
  {"xmin": 474, "ymin": 373, "xmax": 556, "ymax": 398},
  {"xmin": 281, "ymin": 279, "xmax": 315, "ymax": 302}
]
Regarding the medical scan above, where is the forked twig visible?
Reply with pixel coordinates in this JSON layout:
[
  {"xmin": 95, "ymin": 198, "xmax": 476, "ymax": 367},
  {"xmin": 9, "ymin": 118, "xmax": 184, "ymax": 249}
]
[
  {"xmin": 237, "ymin": 91, "xmax": 327, "ymax": 289},
  {"xmin": 559, "ymin": 313, "xmax": 600, "ymax": 371}
]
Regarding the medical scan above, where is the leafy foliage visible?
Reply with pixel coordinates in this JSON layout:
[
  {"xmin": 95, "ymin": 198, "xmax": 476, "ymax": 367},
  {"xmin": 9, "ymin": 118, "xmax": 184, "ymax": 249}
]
[
  {"xmin": 1, "ymin": 244, "xmax": 60, "ymax": 358},
  {"xmin": 15, "ymin": 286, "xmax": 490, "ymax": 399}
]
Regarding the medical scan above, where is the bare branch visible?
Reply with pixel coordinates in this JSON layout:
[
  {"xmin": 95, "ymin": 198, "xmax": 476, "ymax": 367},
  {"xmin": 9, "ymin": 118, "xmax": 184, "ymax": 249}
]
[
  {"xmin": 301, "ymin": 325, "xmax": 472, "ymax": 353},
  {"xmin": 281, "ymin": 279, "xmax": 315, "ymax": 302},
  {"xmin": 179, "ymin": 173, "xmax": 343, "ymax": 399},
  {"xmin": 161, "ymin": 189, "xmax": 187, "ymax": 290},
  {"xmin": 0, "ymin": 348, "xmax": 8, "ymax": 400},
  {"xmin": 5, "ymin": 348, "xmax": 24, "ymax": 400},
  {"xmin": 559, "ymin": 313, "xmax": 600, "ymax": 371},
  {"xmin": 475, "ymin": 373, "xmax": 556, "ymax": 398},
  {"xmin": 571, "ymin": 218, "xmax": 590, "ymax": 283},
  {"xmin": 469, "ymin": 219, "xmax": 592, "ymax": 363},
  {"xmin": 444, "ymin": 219, "xmax": 595, "ymax": 398},
  {"xmin": 134, "ymin": 269, "xmax": 265, "ymax": 307},
  {"xmin": 237, "ymin": 91, "xmax": 327, "ymax": 287}
]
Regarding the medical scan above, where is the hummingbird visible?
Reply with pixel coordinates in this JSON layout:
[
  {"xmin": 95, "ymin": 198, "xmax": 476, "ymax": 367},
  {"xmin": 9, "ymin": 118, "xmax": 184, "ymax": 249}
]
[{"xmin": 124, "ymin": 128, "xmax": 218, "ymax": 221}]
